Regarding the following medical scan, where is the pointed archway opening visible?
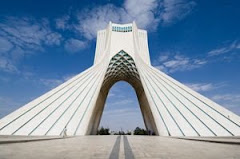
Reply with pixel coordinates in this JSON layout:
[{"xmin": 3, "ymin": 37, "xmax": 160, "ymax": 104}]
[
  {"xmin": 86, "ymin": 50, "xmax": 158, "ymax": 135},
  {"xmin": 98, "ymin": 81, "xmax": 146, "ymax": 134}
]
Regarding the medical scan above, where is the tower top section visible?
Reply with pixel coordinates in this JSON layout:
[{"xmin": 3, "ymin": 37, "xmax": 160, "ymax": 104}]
[
  {"xmin": 94, "ymin": 21, "xmax": 151, "ymax": 65},
  {"xmin": 111, "ymin": 22, "xmax": 133, "ymax": 32}
]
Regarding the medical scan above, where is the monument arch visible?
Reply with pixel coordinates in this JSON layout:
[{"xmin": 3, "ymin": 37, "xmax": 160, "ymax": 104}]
[{"xmin": 0, "ymin": 22, "xmax": 240, "ymax": 136}]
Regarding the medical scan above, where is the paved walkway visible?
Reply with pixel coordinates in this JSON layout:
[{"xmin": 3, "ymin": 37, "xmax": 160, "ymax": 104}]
[{"xmin": 0, "ymin": 135, "xmax": 240, "ymax": 159}]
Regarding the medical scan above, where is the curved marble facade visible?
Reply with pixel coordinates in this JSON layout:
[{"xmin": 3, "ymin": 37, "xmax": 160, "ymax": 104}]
[{"xmin": 0, "ymin": 22, "xmax": 240, "ymax": 136}]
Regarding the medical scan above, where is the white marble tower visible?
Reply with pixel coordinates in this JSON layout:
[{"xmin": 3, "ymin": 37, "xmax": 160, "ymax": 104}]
[{"xmin": 0, "ymin": 22, "xmax": 240, "ymax": 136}]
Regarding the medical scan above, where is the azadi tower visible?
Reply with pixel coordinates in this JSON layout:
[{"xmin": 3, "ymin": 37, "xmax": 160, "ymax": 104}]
[{"xmin": 0, "ymin": 22, "xmax": 240, "ymax": 137}]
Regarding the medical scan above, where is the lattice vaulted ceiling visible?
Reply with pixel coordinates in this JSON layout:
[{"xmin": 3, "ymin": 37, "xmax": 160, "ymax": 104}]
[{"xmin": 104, "ymin": 50, "xmax": 140, "ymax": 83}]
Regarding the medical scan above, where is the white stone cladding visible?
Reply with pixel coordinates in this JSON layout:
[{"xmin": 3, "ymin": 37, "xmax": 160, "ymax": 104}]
[{"xmin": 0, "ymin": 22, "xmax": 240, "ymax": 136}]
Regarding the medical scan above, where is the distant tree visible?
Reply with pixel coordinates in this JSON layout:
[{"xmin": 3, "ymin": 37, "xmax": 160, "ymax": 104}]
[
  {"xmin": 133, "ymin": 127, "xmax": 148, "ymax": 135},
  {"xmin": 126, "ymin": 131, "xmax": 132, "ymax": 135},
  {"xmin": 97, "ymin": 127, "xmax": 110, "ymax": 135},
  {"xmin": 118, "ymin": 131, "xmax": 125, "ymax": 135}
]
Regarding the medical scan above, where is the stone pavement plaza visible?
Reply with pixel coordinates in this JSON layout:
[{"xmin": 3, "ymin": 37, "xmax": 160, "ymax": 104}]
[{"xmin": 0, "ymin": 135, "xmax": 240, "ymax": 159}]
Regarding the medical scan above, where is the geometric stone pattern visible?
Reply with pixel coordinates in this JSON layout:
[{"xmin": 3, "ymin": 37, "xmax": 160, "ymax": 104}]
[
  {"xmin": 0, "ymin": 22, "xmax": 240, "ymax": 136},
  {"xmin": 104, "ymin": 50, "xmax": 140, "ymax": 83}
]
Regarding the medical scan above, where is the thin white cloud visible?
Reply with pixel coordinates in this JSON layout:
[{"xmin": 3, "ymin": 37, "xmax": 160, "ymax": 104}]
[
  {"xmin": 64, "ymin": 38, "xmax": 87, "ymax": 53},
  {"xmin": 38, "ymin": 73, "xmax": 77, "ymax": 89},
  {"xmin": 45, "ymin": 32, "xmax": 62, "ymax": 46},
  {"xmin": 0, "ymin": 57, "xmax": 19, "ymax": 73},
  {"xmin": 155, "ymin": 40, "xmax": 240, "ymax": 74},
  {"xmin": 155, "ymin": 53, "xmax": 207, "ymax": 73},
  {"xmin": 160, "ymin": 0, "xmax": 196, "ymax": 25},
  {"xmin": 0, "ymin": 96, "xmax": 23, "ymax": 118},
  {"xmin": 0, "ymin": 16, "xmax": 62, "ymax": 73},
  {"xmin": 185, "ymin": 83, "xmax": 214, "ymax": 92},
  {"xmin": 0, "ymin": 37, "xmax": 13, "ymax": 54},
  {"xmin": 108, "ymin": 92, "xmax": 115, "ymax": 97},
  {"xmin": 210, "ymin": 94, "xmax": 240, "ymax": 115},
  {"xmin": 211, "ymin": 94, "xmax": 240, "ymax": 103},
  {"xmin": 75, "ymin": 4, "xmax": 125, "ymax": 40},
  {"xmin": 65, "ymin": 0, "xmax": 196, "ymax": 40},
  {"xmin": 208, "ymin": 48, "xmax": 229, "ymax": 56},
  {"xmin": 185, "ymin": 82, "xmax": 226, "ymax": 92},
  {"xmin": 39, "ymin": 78, "xmax": 64, "ymax": 88},
  {"xmin": 158, "ymin": 55, "xmax": 169, "ymax": 62},
  {"xmin": 62, "ymin": 73, "xmax": 76, "ymax": 81},
  {"xmin": 208, "ymin": 40, "xmax": 240, "ymax": 56},
  {"xmin": 154, "ymin": 65, "xmax": 168, "ymax": 73},
  {"xmin": 123, "ymin": 0, "xmax": 160, "ymax": 29},
  {"xmin": 0, "ymin": 17, "xmax": 62, "ymax": 50},
  {"xmin": 103, "ymin": 107, "xmax": 138, "ymax": 116},
  {"xmin": 107, "ymin": 99, "xmax": 134, "ymax": 107},
  {"xmin": 237, "ymin": 43, "xmax": 240, "ymax": 49},
  {"xmin": 55, "ymin": 15, "xmax": 70, "ymax": 30}
]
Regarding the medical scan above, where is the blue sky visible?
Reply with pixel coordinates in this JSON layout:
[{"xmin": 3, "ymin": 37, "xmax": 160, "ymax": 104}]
[{"xmin": 0, "ymin": 0, "xmax": 240, "ymax": 131}]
